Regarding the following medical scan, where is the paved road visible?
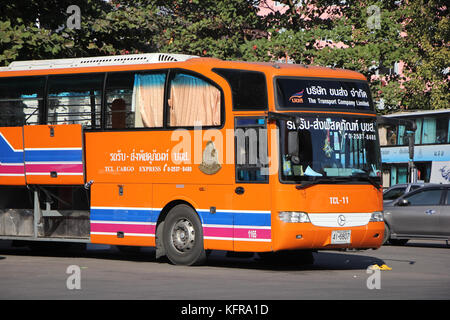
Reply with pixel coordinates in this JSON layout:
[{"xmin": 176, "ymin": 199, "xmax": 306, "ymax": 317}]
[{"xmin": 0, "ymin": 239, "xmax": 448, "ymax": 300}]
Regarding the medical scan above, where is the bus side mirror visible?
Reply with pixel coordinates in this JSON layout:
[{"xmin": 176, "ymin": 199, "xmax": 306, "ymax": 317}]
[{"xmin": 288, "ymin": 131, "xmax": 300, "ymax": 164}]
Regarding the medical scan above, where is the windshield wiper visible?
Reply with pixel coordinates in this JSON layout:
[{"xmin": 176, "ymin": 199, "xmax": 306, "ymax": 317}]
[
  {"xmin": 355, "ymin": 175, "xmax": 381, "ymax": 190},
  {"xmin": 296, "ymin": 174, "xmax": 381, "ymax": 190},
  {"xmin": 295, "ymin": 177, "xmax": 349, "ymax": 190},
  {"xmin": 351, "ymin": 170, "xmax": 381, "ymax": 190}
]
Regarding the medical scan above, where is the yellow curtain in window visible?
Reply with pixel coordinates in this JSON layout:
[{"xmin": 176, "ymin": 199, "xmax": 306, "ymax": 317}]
[
  {"xmin": 133, "ymin": 73, "xmax": 165, "ymax": 127},
  {"xmin": 169, "ymin": 74, "xmax": 220, "ymax": 127}
]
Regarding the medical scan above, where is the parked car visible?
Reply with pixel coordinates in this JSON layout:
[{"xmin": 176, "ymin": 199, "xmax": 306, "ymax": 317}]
[
  {"xmin": 383, "ymin": 182, "xmax": 437, "ymax": 205},
  {"xmin": 383, "ymin": 184, "xmax": 450, "ymax": 245}
]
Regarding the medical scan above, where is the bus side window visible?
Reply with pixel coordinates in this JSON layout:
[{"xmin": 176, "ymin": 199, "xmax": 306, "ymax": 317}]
[
  {"xmin": 105, "ymin": 71, "xmax": 166, "ymax": 129},
  {"xmin": 212, "ymin": 68, "xmax": 268, "ymax": 111},
  {"xmin": 0, "ymin": 76, "xmax": 45, "ymax": 126},
  {"xmin": 168, "ymin": 72, "xmax": 221, "ymax": 127},
  {"xmin": 235, "ymin": 117, "xmax": 268, "ymax": 183},
  {"xmin": 47, "ymin": 74, "xmax": 103, "ymax": 129}
]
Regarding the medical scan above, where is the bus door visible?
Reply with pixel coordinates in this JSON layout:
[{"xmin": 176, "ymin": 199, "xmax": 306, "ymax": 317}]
[{"xmin": 233, "ymin": 117, "xmax": 272, "ymax": 252}]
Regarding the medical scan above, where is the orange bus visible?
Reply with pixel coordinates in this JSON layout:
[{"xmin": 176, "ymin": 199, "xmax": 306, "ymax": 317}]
[{"xmin": 0, "ymin": 53, "xmax": 384, "ymax": 265}]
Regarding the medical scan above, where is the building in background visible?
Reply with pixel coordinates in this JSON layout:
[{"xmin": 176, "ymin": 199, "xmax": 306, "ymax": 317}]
[{"xmin": 379, "ymin": 109, "xmax": 450, "ymax": 187}]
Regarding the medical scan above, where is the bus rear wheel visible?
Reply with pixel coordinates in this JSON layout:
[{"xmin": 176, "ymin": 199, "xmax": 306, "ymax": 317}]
[{"xmin": 162, "ymin": 204, "xmax": 206, "ymax": 266}]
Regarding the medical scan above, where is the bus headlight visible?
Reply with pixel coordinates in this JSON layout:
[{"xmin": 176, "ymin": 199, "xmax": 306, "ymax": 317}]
[
  {"xmin": 278, "ymin": 211, "xmax": 310, "ymax": 223},
  {"xmin": 370, "ymin": 211, "xmax": 384, "ymax": 222}
]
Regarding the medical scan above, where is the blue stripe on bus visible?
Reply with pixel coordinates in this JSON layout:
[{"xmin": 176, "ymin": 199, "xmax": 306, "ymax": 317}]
[
  {"xmin": 90, "ymin": 207, "xmax": 271, "ymax": 227},
  {"xmin": 233, "ymin": 211, "xmax": 271, "ymax": 227},
  {"xmin": 90, "ymin": 208, "xmax": 156, "ymax": 223},
  {"xmin": 198, "ymin": 209, "xmax": 271, "ymax": 227},
  {"xmin": 0, "ymin": 134, "xmax": 23, "ymax": 163},
  {"xmin": 25, "ymin": 149, "xmax": 83, "ymax": 162},
  {"xmin": 197, "ymin": 210, "xmax": 233, "ymax": 226}
]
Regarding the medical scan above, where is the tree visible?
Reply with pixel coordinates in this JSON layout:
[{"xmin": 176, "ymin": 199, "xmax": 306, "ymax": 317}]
[
  {"xmin": 253, "ymin": 1, "xmax": 415, "ymax": 113},
  {"xmin": 1, "ymin": 0, "xmax": 448, "ymax": 113},
  {"xmin": 400, "ymin": 0, "xmax": 449, "ymax": 111},
  {"xmin": 247, "ymin": 0, "xmax": 448, "ymax": 113},
  {"xmin": 155, "ymin": 0, "xmax": 265, "ymax": 59},
  {"xmin": 0, "ymin": 0, "xmax": 162, "ymax": 65}
]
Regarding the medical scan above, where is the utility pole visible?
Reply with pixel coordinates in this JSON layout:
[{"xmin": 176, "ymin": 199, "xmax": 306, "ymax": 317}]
[{"xmin": 405, "ymin": 129, "xmax": 416, "ymax": 183}]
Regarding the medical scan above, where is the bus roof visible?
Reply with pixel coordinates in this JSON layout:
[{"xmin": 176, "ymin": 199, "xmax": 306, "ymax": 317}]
[
  {"xmin": 196, "ymin": 58, "xmax": 366, "ymax": 80},
  {"xmin": 0, "ymin": 53, "xmax": 198, "ymax": 71},
  {"xmin": 0, "ymin": 53, "xmax": 366, "ymax": 81}
]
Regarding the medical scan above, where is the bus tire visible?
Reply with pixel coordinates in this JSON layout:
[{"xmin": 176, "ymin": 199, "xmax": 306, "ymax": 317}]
[{"xmin": 162, "ymin": 204, "xmax": 206, "ymax": 266}]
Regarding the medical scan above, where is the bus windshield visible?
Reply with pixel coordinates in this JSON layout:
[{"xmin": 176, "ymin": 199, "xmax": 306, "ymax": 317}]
[{"xmin": 279, "ymin": 115, "xmax": 382, "ymax": 183}]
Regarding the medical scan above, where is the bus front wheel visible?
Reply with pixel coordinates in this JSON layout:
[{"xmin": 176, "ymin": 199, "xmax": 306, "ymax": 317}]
[{"xmin": 162, "ymin": 204, "xmax": 206, "ymax": 266}]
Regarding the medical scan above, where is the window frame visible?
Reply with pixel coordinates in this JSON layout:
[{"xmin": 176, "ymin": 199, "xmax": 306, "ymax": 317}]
[
  {"xmin": 0, "ymin": 75, "xmax": 47, "ymax": 126},
  {"xmin": 0, "ymin": 69, "xmax": 225, "ymax": 132},
  {"xmin": 234, "ymin": 116, "xmax": 269, "ymax": 184},
  {"xmin": 402, "ymin": 187, "xmax": 445, "ymax": 206},
  {"xmin": 383, "ymin": 186, "xmax": 407, "ymax": 201},
  {"xmin": 46, "ymin": 72, "xmax": 105, "ymax": 129},
  {"xmin": 165, "ymin": 68, "xmax": 225, "ymax": 130},
  {"xmin": 380, "ymin": 114, "xmax": 450, "ymax": 147},
  {"xmin": 276, "ymin": 112, "xmax": 381, "ymax": 185},
  {"xmin": 103, "ymin": 69, "xmax": 169, "ymax": 130},
  {"xmin": 212, "ymin": 68, "xmax": 268, "ymax": 112}
]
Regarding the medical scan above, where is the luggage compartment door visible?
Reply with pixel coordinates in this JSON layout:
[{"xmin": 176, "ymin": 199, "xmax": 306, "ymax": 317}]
[
  {"xmin": 23, "ymin": 124, "xmax": 84, "ymax": 185},
  {"xmin": 0, "ymin": 127, "xmax": 26, "ymax": 185}
]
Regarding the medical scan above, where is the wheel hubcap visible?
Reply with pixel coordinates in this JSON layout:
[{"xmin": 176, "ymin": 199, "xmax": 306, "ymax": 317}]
[{"xmin": 171, "ymin": 218, "xmax": 195, "ymax": 253}]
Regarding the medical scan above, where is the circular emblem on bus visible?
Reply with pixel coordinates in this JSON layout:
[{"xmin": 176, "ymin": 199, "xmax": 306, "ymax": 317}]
[
  {"xmin": 337, "ymin": 215, "xmax": 346, "ymax": 226},
  {"xmin": 199, "ymin": 140, "xmax": 221, "ymax": 175}
]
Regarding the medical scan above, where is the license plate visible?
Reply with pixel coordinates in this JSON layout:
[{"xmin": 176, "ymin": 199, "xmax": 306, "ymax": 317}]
[{"xmin": 331, "ymin": 230, "xmax": 351, "ymax": 244}]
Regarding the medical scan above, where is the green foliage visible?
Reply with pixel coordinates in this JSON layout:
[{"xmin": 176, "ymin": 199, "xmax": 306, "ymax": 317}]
[
  {"xmin": 0, "ymin": 0, "xmax": 448, "ymax": 114},
  {"xmin": 0, "ymin": 0, "xmax": 160, "ymax": 63},
  {"xmin": 155, "ymin": 0, "xmax": 264, "ymax": 59},
  {"xmin": 399, "ymin": 0, "xmax": 449, "ymax": 111}
]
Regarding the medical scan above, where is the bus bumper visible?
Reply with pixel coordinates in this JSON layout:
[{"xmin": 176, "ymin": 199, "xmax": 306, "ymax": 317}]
[{"xmin": 272, "ymin": 221, "xmax": 385, "ymax": 251}]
